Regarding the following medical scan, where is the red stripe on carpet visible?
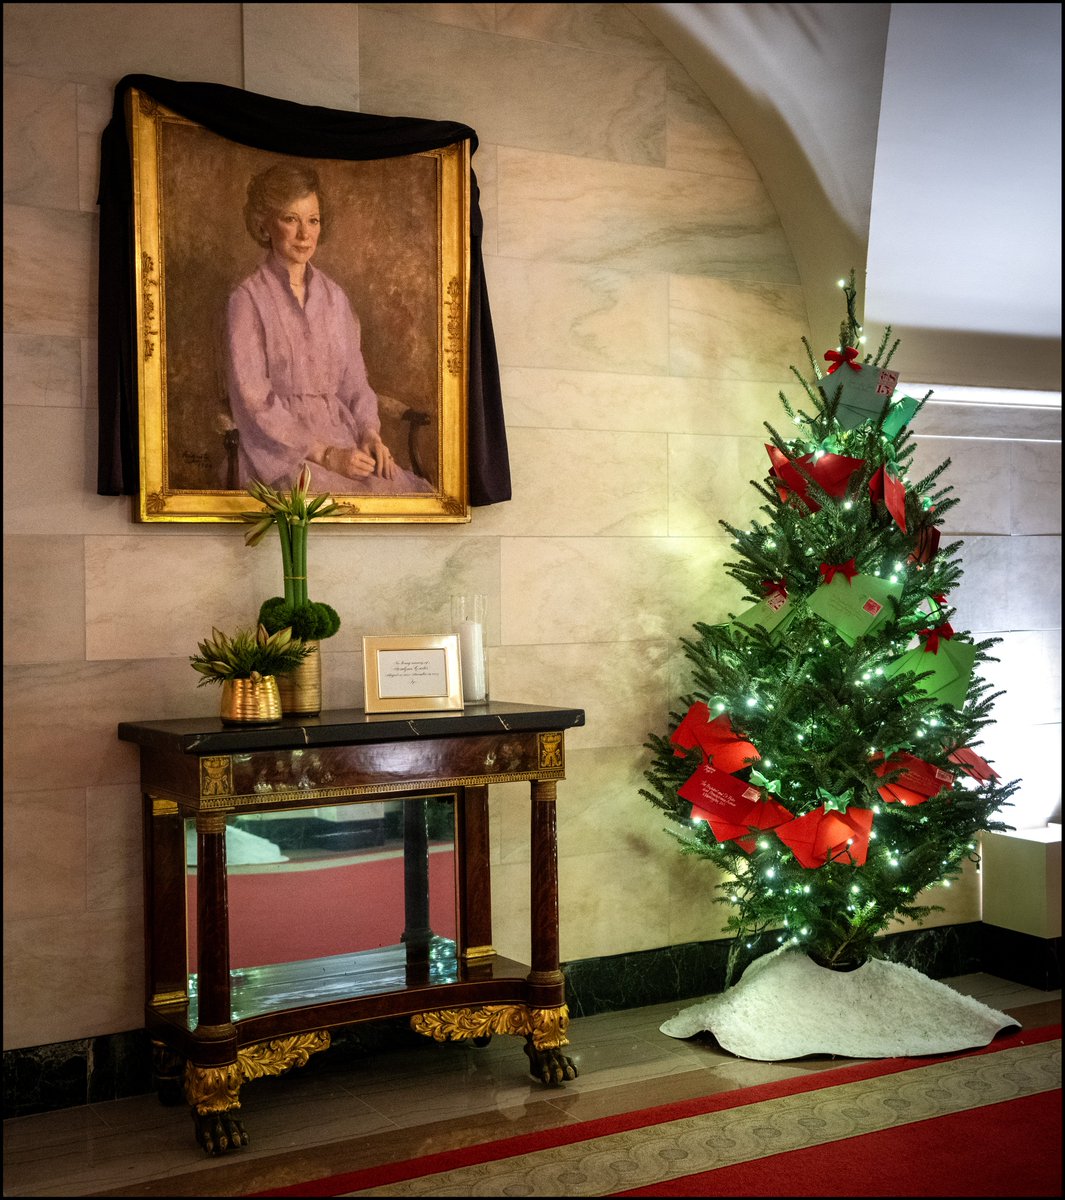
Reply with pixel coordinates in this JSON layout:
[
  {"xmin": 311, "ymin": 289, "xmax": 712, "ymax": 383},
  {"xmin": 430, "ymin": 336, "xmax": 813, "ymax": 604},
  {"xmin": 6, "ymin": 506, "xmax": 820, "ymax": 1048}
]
[
  {"xmin": 611, "ymin": 1089, "xmax": 1063, "ymax": 1197},
  {"xmin": 248, "ymin": 1023, "xmax": 1060, "ymax": 1197}
]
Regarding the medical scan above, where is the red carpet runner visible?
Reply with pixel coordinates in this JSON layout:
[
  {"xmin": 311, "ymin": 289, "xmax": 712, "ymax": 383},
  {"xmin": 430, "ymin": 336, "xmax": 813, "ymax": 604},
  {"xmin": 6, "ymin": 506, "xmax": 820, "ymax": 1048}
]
[{"xmin": 250, "ymin": 1025, "xmax": 1061, "ymax": 1197}]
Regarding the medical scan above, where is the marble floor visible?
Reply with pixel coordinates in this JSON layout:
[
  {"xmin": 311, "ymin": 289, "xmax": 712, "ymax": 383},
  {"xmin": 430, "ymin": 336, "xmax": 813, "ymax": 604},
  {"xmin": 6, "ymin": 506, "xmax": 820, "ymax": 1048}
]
[{"xmin": 3, "ymin": 974, "xmax": 1060, "ymax": 1198}]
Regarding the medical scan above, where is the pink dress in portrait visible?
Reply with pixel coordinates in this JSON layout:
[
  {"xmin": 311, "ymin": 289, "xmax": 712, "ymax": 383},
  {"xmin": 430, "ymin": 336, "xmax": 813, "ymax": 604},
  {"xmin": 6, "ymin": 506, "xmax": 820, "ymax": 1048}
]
[{"xmin": 225, "ymin": 255, "xmax": 432, "ymax": 494}]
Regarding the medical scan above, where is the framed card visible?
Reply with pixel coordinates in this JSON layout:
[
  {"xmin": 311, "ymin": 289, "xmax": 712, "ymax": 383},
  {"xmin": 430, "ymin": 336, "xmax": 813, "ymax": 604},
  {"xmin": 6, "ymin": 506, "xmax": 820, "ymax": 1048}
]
[{"xmin": 362, "ymin": 634, "xmax": 463, "ymax": 713}]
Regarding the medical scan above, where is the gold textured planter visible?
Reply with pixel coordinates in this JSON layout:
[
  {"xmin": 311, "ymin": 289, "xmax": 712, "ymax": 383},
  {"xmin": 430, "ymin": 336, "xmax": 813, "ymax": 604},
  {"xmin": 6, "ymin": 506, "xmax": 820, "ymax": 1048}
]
[
  {"xmin": 219, "ymin": 675, "xmax": 282, "ymax": 724},
  {"xmin": 277, "ymin": 640, "xmax": 321, "ymax": 717}
]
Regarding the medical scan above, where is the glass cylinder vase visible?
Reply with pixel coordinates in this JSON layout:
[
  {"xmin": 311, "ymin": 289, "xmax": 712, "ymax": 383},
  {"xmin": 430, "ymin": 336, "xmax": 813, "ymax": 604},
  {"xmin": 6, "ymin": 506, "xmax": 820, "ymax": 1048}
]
[{"xmin": 451, "ymin": 594, "xmax": 489, "ymax": 703}]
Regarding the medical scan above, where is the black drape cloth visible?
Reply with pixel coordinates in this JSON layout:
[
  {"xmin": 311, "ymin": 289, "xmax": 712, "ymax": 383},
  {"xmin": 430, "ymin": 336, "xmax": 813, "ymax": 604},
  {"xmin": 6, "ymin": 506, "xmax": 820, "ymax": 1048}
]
[{"xmin": 96, "ymin": 74, "xmax": 511, "ymax": 506}]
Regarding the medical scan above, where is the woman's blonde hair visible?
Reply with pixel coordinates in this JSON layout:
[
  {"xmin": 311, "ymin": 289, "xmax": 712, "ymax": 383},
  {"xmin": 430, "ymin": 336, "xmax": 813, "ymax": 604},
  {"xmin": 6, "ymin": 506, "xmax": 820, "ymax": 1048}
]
[{"xmin": 243, "ymin": 162, "xmax": 329, "ymax": 248}]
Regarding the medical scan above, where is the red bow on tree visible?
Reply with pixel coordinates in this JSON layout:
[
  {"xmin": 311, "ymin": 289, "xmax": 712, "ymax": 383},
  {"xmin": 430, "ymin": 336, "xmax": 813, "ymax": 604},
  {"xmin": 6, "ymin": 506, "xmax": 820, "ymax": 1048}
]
[
  {"xmin": 824, "ymin": 346, "xmax": 861, "ymax": 374},
  {"xmin": 761, "ymin": 578, "xmax": 788, "ymax": 600},
  {"xmin": 918, "ymin": 622, "xmax": 955, "ymax": 654},
  {"xmin": 819, "ymin": 558, "xmax": 858, "ymax": 585}
]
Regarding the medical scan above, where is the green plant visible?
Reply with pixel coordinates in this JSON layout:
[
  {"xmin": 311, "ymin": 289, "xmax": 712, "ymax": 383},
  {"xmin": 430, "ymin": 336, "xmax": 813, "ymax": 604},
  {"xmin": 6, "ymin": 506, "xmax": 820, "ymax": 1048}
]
[
  {"xmin": 190, "ymin": 624, "xmax": 311, "ymax": 687},
  {"xmin": 242, "ymin": 465, "xmax": 342, "ymax": 640}
]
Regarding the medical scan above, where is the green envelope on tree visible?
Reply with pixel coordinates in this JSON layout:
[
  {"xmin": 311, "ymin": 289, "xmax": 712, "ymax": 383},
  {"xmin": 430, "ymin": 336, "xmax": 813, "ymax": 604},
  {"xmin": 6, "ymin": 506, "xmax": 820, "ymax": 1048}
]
[
  {"xmin": 884, "ymin": 635, "xmax": 978, "ymax": 709},
  {"xmin": 807, "ymin": 569, "xmax": 903, "ymax": 646}
]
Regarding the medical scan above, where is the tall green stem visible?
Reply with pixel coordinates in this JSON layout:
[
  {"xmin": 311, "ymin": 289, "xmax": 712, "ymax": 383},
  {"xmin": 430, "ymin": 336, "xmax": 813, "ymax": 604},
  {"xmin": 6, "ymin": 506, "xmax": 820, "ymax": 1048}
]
[
  {"xmin": 277, "ymin": 517, "xmax": 295, "ymax": 606},
  {"xmin": 295, "ymin": 520, "xmax": 308, "ymax": 606}
]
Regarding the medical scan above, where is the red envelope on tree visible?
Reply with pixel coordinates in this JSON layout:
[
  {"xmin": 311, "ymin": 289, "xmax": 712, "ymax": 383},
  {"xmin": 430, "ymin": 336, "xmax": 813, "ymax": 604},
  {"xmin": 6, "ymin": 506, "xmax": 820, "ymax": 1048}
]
[
  {"xmin": 670, "ymin": 705, "xmax": 760, "ymax": 774},
  {"xmin": 775, "ymin": 805, "xmax": 874, "ymax": 867},
  {"xmin": 869, "ymin": 465, "xmax": 908, "ymax": 532},
  {"xmin": 679, "ymin": 763, "xmax": 792, "ymax": 852},
  {"xmin": 872, "ymin": 752, "xmax": 954, "ymax": 806},
  {"xmin": 766, "ymin": 446, "xmax": 864, "ymax": 513},
  {"xmin": 947, "ymin": 744, "xmax": 1000, "ymax": 781}
]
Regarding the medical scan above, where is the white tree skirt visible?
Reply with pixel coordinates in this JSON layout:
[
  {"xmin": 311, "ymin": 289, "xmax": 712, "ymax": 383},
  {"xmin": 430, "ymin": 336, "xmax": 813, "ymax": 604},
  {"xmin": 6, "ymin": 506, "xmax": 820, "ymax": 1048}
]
[{"xmin": 660, "ymin": 946, "xmax": 1020, "ymax": 1060}]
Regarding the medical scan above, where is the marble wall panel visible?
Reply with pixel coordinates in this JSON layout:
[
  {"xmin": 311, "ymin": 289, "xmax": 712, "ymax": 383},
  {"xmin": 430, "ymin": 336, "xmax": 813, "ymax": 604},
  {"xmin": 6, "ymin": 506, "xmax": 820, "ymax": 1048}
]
[
  {"xmin": 487, "ymin": 859, "xmax": 530, "ymax": 965},
  {"xmin": 909, "ymin": 436, "xmax": 1012, "ymax": 534},
  {"xmin": 916, "ymin": 400, "xmax": 1061, "ymax": 441},
  {"xmin": 471, "ymin": 142, "xmax": 498, "ymax": 257},
  {"xmin": 2, "ymin": 333, "xmax": 83, "ymax": 408},
  {"xmin": 242, "ymin": 2, "xmax": 360, "ymax": 110},
  {"xmin": 944, "ymin": 535, "xmax": 1010, "ymax": 634},
  {"xmin": 496, "ymin": 3, "xmax": 672, "ymax": 60},
  {"xmin": 358, "ymin": 7, "xmax": 666, "ymax": 166},
  {"xmin": 3, "ymin": 74, "xmax": 79, "ymax": 210},
  {"xmin": 490, "ymin": 641, "xmax": 673, "ymax": 754},
  {"xmin": 76, "ymin": 82, "xmax": 113, "ymax": 215},
  {"xmin": 669, "ymin": 277, "xmax": 807, "ymax": 381},
  {"xmin": 496, "ymin": 147, "xmax": 795, "ymax": 281},
  {"xmin": 979, "ymin": 629, "xmax": 1062, "ymax": 727},
  {"xmin": 363, "ymin": 4, "xmax": 497, "ymax": 33},
  {"xmin": 470, "ymin": 428, "xmax": 669, "ymax": 538},
  {"xmin": 558, "ymin": 846, "xmax": 676, "ymax": 960},
  {"xmin": 3, "ymin": 657, "xmax": 206, "ymax": 794},
  {"xmin": 664, "ymin": 851, "xmax": 733, "ymax": 946},
  {"xmin": 85, "ymin": 784, "xmax": 144, "ymax": 916},
  {"xmin": 3, "ymin": 408, "xmax": 129, "ymax": 535},
  {"xmin": 500, "ymin": 535, "xmax": 742, "ymax": 647},
  {"xmin": 667, "ymin": 432, "xmax": 777, "ymax": 536},
  {"xmin": 499, "ymin": 367, "xmax": 784, "ymax": 436},
  {"xmin": 1011, "ymin": 440, "xmax": 1062, "ymax": 534},
  {"xmin": 1, "ymin": 3, "xmax": 244, "ymax": 86},
  {"xmin": 3, "ymin": 535, "xmax": 86, "ymax": 665},
  {"xmin": 4, "ymin": 204, "xmax": 95, "ymax": 339},
  {"xmin": 665, "ymin": 62, "xmax": 759, "ymax": 180},
  {"xmin": 2, "ymin": 908, "xmax": 143, "ymax": 1049},
  {"xmin": 486, "ymin": 256, "xmax": 670, "ymax": 375},
  {"xmin": 3, "ymin": 788, "xmax": 87, "ymax": 919},
  {"xmin": 1007, "ymin": 536, "xmax": 1062, "ymax": 630}
]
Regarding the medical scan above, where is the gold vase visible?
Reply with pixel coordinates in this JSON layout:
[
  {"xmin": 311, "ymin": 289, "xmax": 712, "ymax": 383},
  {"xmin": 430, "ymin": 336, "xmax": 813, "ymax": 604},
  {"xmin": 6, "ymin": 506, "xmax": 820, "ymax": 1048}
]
[
  {"xmin": 277, "ymin": 641, "xmax": 321, "ymax": 717},
  {"xmin": 219, "ymin": 675, "xmax": 282, "ymax": 724}
]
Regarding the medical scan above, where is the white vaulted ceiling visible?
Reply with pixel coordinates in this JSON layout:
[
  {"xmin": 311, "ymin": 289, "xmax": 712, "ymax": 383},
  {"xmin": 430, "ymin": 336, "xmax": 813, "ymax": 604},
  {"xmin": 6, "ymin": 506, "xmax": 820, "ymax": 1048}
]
[{"xmin": 630, "ymin": 2, "xmax": 1061, "ymax": 395}]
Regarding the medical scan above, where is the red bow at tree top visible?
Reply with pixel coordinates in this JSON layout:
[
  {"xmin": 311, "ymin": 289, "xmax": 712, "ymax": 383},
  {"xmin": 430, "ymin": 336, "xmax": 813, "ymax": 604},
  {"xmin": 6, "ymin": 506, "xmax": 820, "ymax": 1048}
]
[
  {"xmin": 824, "ymin": 346, "xmax": 861, "ymax": 374},
  {"xmin": 765, "ymin": 445, "xmax": 865, "ymax": 514},
  {"xmin": 819, "ymin": 558, "xmax": 858, "ymax": 585},
  {"xmin": 918, "ymin": 622, "xmax": 955, "ymax": 654}
]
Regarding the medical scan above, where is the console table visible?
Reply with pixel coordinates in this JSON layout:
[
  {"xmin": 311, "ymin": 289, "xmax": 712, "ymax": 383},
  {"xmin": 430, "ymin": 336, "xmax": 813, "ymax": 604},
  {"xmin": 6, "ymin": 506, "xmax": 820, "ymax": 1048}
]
[{"xmin": 118, "ymin": 700, "xmax": 585, "ymax": 1154}]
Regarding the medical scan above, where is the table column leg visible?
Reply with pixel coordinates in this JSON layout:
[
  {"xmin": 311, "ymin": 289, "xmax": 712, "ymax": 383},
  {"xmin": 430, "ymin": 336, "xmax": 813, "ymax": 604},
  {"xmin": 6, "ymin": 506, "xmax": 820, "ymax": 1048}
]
[
  {"xmin": 144, "ymin": 796, "xmax": 188, "ymax": 1011},
  {"xmin": 195, "ymin": 812, "xmax": 233, "ymax": 1032},
  {"xmin": 403, "ymin": 798, "xmax": 432, "ymax": 977},
  {"xmin": 459, "ymin": 784, "xmax": 494, "ymax": 961},
  {"xmin": 525, "ymin": 777, "xmax": 577, "ymax": 1085}
]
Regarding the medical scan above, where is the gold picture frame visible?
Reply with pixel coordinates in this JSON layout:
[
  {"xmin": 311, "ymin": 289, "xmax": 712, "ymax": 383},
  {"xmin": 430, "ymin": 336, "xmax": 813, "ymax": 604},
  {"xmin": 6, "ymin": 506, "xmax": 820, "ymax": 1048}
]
[
  {"xmin": 127, "ymin": 88, "xmax": 470, "ymax": 523},
  {"xmin": 362, "ymin": 635, "xmax": 464, "ymax": 714}
]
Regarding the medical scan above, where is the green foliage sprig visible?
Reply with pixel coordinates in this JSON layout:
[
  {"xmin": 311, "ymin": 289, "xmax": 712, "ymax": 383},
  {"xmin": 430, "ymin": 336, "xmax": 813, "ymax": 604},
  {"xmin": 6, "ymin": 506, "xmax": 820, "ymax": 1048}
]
[{"xmin": 190, "ymin": 624, "xmax": 311, "ymax": 686}]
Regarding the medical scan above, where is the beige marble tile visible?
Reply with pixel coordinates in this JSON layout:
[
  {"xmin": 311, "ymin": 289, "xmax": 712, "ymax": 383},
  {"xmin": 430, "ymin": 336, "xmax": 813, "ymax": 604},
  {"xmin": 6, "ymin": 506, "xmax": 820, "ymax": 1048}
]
[
  {"xmin": 665, "ymin": 851, "xmax": 735, "ymax": 946},
  {"xmin": 3, "ymin": 408, "xmax": 132, "ymax": 537},
  {"xmin": 558, "ymin": 846, "xmax": 675, "ymax": 960},
  {"xmin": 77, "ymin": 82, "xmax": 113, "ymax": 215},
  {"xmin": 490, "ymin": 641, "xmax": 671, "ymax": 754},
  {"xmin": 1011, "ymin": 440, "xmax": 1062, "ymax": 535},
  {"xmin": 909, "ymin": 436, "xmax": 1012, "ymax": 534},
  {"xmin": 359, "ymin": 7, "xmax": 666, "ymax": 166},
  {"xmin": 499, "ymin": 535, "xmax": 743, "ymax": 647},
  {"xmin": 916, "ymin": 400, "xmax": 1061, "ymax": 441},
  {"xmin": 499, "ymin": 366, "xmax": 785, "ymax": 436},
  {"xmin": 470, "ymin": 427, "xmax": 669, "ymax": 538},
  {"xmin": 1, "ymin": 3, "xmax": 244, "ymax": 86},
  {"xmin": 665, "ymin": 61, "xmax": 759, "ymax": 180},
  {"xmin": 488, "ymin": 858, "xmax": 531, "ymax": 964},
  {"xmin": 2, "ymin": 657, "xmax": 207, "ymax": 793},
  {"xmin": 2, "ymin": 907, "xmax": 143, "ymax": 1049},
  {"xmin": 3, "ymin": 535, "xmax": 86, "ymax": 665},
  {"xmin": 669, "ymin": 277, "xmax": 808, "ymax": 381},
  {"xmin": 4, "ymin": 204, "xmax": 95, "ymax": 338},
  {"xmin": 364, "ymin": 3, "xmax": 497, "ymax": 32},
  {"xmin": 3, "ymin": 74, "xmax": 79, "ymax": 210},
  {"xmin": 486, "ymin": 255, "xmax": 670, "ymax": 375},
  {"xmin": 242, "ymin": 2, "xmax": 360, "ymax": 110},
  {"xmin": 668, "ymin": 433, "xmax": 779, "ymax": 536},
  {"xmin": 942, "ymin": 534, "xmax": 1010, "ymax": 634},
  {"xmin": 3, "ymin": 788, "xmax": 87, "ymax": 918},
  {"xmin": 471, "ymin": 141, "xmax": 498, "ymax": 258},
  {"xmin": 497, "ymin": 147, "xmax": 795, "ymax": 281},
  {"xmin": 496, "ymin": 3, "xmax": 671, "ymax": 60},
  {"xmin": 85, "ymin": 784, "xmax": 144, "ymax": 915},
  {"xmin": 1007, "ymin": 535, "xmax": 1062, "ymax": 630},
  {"xmin": 2, "ymin": 332, "xmax": 83, "ymax": 407}
]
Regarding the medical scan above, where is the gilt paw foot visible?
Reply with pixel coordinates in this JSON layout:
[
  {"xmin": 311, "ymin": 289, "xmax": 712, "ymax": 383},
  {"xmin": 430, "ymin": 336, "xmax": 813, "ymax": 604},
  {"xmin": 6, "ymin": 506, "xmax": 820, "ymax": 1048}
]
[
  {"xmin": 192, "ymin": 1108, "xmax": 248, "ymax": 1155},
  {"xmin": 523, "ymin": 1039, "xmax": 578, "ymax": 1086}
]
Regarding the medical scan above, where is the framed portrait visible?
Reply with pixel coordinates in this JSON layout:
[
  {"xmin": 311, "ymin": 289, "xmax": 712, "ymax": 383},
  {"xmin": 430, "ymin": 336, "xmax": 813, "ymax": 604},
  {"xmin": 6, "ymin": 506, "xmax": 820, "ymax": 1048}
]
[
  {"xmin": 127, "ymin": 87, "xmax": 470, "ymax": 523},
  {"xmin": 362, "ymin": 635, "xmax": 463, "ymax": 714}
]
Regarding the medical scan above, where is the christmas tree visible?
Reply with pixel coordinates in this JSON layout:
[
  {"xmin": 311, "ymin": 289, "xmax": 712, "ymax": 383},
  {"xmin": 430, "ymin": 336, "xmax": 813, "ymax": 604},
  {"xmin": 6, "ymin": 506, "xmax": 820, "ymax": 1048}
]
[{"xmin": 642, "ymin": 273, "xmax": 1018, "ymax": 981}]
